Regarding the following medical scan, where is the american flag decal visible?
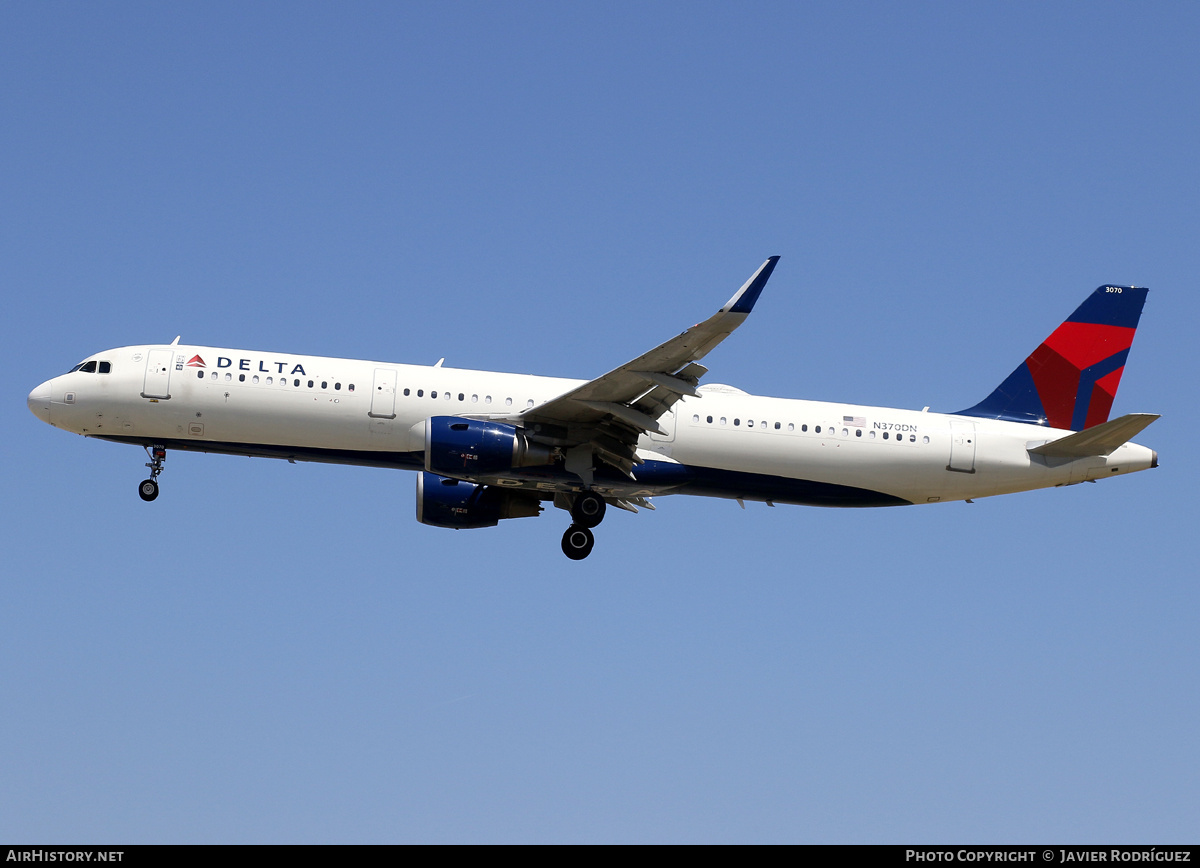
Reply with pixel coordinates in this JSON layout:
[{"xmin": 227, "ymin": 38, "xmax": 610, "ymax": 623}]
[{"xmin": 843, "ymin": 415, "xmax": 865, "ymax": 427}]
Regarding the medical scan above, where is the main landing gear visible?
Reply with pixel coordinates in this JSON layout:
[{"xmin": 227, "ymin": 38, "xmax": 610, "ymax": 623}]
[
  {"xmin": 561, "ymin": 492, "xmax": 607, "ymax": 561},
  {"xmin": 138, "ymin": 444, "xmax": 166, "ymax": 502}
]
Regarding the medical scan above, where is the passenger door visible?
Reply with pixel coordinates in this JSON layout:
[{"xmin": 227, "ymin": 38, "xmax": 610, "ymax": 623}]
[
  {"xmin": 948, "ymin": 420, "xmax": 977, "ymax": 473},
  {"xmin": 141, "ymin": 349, "xmax": 174, "ymax": 399},
  {"xmin": 369, "ymin": 368, "xmax": 398, "ymax": 419}
]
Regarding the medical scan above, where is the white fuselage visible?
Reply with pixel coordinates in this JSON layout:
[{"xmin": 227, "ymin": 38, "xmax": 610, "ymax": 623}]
[{"xmin": 29, "ymin": 343, "xmax": 1158, "ymax": 507}]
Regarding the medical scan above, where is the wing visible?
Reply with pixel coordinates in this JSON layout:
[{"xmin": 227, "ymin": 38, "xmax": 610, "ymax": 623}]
[{"xmin": 513, "ymin": 257, "xmax": 780, "ymax": 482}]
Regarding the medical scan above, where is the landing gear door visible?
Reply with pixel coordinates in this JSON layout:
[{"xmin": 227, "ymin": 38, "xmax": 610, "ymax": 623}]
[
  {"xmin": 141, "ymin": 349, "xmax": 174, "ymax": 399},
  {"xmin": 948, "ymin": 420, "xmax": 977, "ymax": 473},
  {"xmin": 369, "ymin": 368, "xmax": 398, "ymax": 419}
]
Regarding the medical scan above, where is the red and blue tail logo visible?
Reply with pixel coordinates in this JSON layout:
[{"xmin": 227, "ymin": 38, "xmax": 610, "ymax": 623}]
[{"xmin": 958, "ymin": 285, "xmax": 1148, "ymax": 431}]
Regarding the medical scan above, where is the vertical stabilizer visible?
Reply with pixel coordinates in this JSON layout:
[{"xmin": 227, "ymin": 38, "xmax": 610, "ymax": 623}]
[{"xmin": 957, "ymin": 285, "xmax": 1147, "ymax": 430}]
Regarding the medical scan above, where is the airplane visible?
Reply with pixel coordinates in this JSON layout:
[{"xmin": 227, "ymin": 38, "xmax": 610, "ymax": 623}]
[{"xmin": 27, "ymin": 257, "xmax": 1159, "ymax": 560}]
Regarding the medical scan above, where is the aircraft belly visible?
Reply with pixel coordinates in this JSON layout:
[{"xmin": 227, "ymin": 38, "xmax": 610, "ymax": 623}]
[{"xmin": 637, "ymin": 460, "xmax": 911, "ymax": 506}]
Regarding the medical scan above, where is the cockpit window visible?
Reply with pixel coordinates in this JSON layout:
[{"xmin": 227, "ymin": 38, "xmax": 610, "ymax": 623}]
[{"xmin": 67, "ymin": 359, "xmax": 111, "ymax": 373}]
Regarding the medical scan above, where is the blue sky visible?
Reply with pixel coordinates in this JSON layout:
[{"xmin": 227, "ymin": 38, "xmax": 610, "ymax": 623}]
[{"xmin": 2, "ymin": 1, "xmax": 1197, "ymax": 843}]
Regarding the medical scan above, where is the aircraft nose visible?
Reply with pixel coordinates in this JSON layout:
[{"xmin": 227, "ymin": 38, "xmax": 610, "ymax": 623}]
[{"xmin": 28, "ymin": 379, "xmax": 53, "ymax": 424}]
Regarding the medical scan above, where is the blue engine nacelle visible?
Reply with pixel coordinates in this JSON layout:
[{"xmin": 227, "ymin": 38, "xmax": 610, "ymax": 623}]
[
  {"xmin": 425, "ymin": 416, "xmax": 555, "ymax": 478},
  {"xmin": 416, "ymin": 472, "xmax": 543, "ymax": 529}
]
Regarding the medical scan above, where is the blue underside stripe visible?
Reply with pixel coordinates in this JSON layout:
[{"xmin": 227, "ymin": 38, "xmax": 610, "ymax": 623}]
[{"xmin": 95, "ymin": 435, "xmax": 912, "ymax": 508}]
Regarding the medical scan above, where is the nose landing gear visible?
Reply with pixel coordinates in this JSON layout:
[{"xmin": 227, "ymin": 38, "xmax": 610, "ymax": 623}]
[{"xmin": 139, "ymin": 444, "xmax": 166, "ymax": 502}]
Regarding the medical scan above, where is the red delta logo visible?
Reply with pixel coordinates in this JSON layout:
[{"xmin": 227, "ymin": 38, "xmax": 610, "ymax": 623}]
[{"xmin": 186, "ymin": 355, "xmax": 207, "ymax": 368}]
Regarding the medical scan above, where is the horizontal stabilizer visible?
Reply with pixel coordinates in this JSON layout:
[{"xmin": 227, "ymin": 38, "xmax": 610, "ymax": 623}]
[{"xmin": 1027, "ymin": 413, "xmax": 1159, "ymax": 458}]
